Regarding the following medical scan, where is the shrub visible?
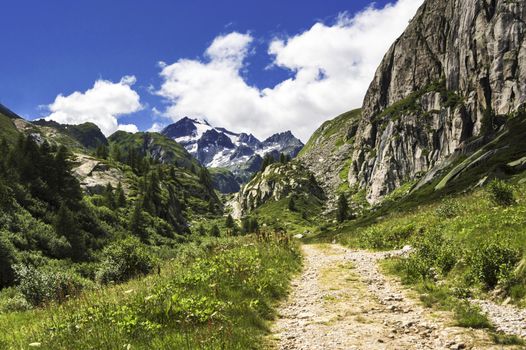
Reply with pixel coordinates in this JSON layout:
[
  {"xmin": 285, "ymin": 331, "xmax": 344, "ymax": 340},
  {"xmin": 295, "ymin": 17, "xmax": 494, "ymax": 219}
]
[
  {"xmin": 360, "ymin": 223, "xmax": 416, "ymax": 250},
  {"xmin": 435, "ymin": 198, "xmax": 462, "ymax": 219},
  {"xmin": 96, "ymin": 237, "xmax": 155, "ymax": 284},
  {"xmin": 401, "ymin": 230, "xmax": 457, "ymax": 282},
  {"xmin": 0, "ymin": 232, "xmax": 17, "ymax": 288},
  {"xmin": 0, "ymin": 287, "xmax": 31, "ymax": 312},
  {"xmin": 487, "ymin": 180, "xmax": 515, "ymax": 206},
  {"xmin": 467, "ymin": 241, "xmax": 521, "ymax": 289},
  {"xmin": 14, "ymin": 265, "xmax": 88, "ymax": 306}
]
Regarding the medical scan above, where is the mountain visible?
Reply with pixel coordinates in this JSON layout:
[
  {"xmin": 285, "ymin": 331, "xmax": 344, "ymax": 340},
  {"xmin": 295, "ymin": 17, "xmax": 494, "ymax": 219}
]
[
  {"xmin": 231, "ymin": 160, "xmax": 325, "ymax": 226},
  {"xmin": 161, "ymin": 117, "xmax": 304, "ymax": 192},
  {"xmin": 0, "ymin": 106, "xmax": 223, "ymax": 271},
  {"xmin": 298, "ymin": 109, "xmax": 361, "ymax": 209},
  {"xmin": 346, "ymin": 0, "xmax": 526, "ymax": 204}
]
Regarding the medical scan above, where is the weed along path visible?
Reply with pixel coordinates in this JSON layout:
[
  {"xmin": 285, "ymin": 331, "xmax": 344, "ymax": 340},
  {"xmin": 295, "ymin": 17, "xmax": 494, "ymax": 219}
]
[{"xmin": 270, "ymin": 244, "xmax": 515, "ymax": 350}]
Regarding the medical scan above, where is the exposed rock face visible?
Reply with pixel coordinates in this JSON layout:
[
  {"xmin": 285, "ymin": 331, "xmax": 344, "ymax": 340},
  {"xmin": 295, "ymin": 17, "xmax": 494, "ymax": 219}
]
[
  {"xmin": 231, "ymin": 162, "xmax": 324, "ymax": 219},
  {"xmin": 299, "ymin": 109, "xmax": 360, "ymax": 209},
  {"xmin": 72, "ymin": 154, "xmax": 126, "ymax": 195},
  {"xmin": 349, "ymin": 0, "xmax": 526, "ymax": 204}
]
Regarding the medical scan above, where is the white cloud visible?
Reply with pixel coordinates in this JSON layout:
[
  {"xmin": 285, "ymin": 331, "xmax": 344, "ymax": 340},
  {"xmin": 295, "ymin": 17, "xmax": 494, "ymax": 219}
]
[
  {"xmin": 157, "ymin": 0, "xmax": 423, "ymax": 141},
  {"xmin": 45, "ymin": 76, "xmax": 142, "ymax": 136},
  {"xmin": 148, "ymin": 122, "xmax": 166, "ymax": 132}
]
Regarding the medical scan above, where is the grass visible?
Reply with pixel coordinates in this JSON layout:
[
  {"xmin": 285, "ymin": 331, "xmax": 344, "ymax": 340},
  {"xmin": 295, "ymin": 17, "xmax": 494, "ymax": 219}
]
[
  {"xmin": 299, "ymin": 109, "xmax": 361, "ymax": 158},
  {"xmin": 454, "ymin": 302, "xmax": 492, "ymax": 329},
  {"xmin": 0, "ymin": 235, "xmax": 301, "ymax": 350},
  {"xmin": 333, "ymin": 173, "xmax": 526, "ymax": 340},
  {"xmin": 254, "ymin": 194, "xmax": 324, "ymax": 235}
]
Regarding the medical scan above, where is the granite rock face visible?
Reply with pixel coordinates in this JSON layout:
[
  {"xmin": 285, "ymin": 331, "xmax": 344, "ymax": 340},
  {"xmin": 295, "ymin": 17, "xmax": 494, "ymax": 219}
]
[
  {"xmin": 349, "ymin": 0, "xmax": 526, "ymax": 203},
  {"xmin": 231, "ymin": 162, "xmax": 324, "ymax": 219}
]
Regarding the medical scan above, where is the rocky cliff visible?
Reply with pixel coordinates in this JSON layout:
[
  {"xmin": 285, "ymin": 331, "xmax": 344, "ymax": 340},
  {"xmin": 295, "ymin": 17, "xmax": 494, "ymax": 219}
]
[
  {"xmin": 231, "ymin": 161, "xmax": 324, "ymax": 219},
  {"xmin": 299, "ymin": 109, "xmax": 361, "ymax": 208},
  {"xmin": 349, "ymin": 0, "xmax": 526, "ymax": 203}
]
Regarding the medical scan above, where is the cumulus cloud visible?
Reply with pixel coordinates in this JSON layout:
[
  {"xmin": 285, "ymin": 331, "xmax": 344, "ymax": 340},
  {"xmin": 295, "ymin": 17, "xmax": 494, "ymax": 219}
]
[
  {"xmin": 45, "ymin": 76, "xmax": 142, "ymax": 136},
  {"xmin": 156, "ymin": 0, "xmax": 423, "ymax": 141}
]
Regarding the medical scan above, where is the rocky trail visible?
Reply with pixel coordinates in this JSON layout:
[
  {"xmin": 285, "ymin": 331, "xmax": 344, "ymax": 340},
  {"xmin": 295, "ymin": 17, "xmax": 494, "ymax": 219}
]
[{"xmin": 270, "ymin": 244, "xmax": 524, "ymax": 350}]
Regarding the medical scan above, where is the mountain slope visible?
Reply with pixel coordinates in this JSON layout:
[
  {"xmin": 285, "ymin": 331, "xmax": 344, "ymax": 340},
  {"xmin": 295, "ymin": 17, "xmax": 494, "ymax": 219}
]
[
  {"xmin": 161, "ymin": 117, "xmax": 304, "ymax": 189},
  {"xmin": 348, "ymin": 0, "xmax": 526, "ymax": 204},
  {"xmin": 299, "ymin": 109, "xmax": 361, "ymax": 208}
]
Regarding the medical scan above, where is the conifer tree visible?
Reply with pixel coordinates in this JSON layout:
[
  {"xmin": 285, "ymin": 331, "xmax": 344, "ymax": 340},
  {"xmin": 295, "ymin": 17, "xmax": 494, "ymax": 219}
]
[
  {"xmin": 130, "ymin": 199, "xmax": 147, "ymax": 241},
  {"xmin": 288, "ymin": 197, "xmax": 296, "ymax": 212},
  {"xmin": 210, "ymin": 225, "xmax": 221, "ymax": 237},
  {"xmin": 104, "ymin": 183, "xmax": 115, "ymax": 209},
  {"xmin": 225, "ymin": 214, "xmax": 235, "ymax": 229},
  {"xmin": 337, "ymin": 194, "xmax": 349, "ymax": 223},
  {"xmin": 197, "ymin": 224, "xmax": 206, "ymax": 236},
  {"xmin": 115, "ymin": 182, "xmax": 126, "ymax": 208}
]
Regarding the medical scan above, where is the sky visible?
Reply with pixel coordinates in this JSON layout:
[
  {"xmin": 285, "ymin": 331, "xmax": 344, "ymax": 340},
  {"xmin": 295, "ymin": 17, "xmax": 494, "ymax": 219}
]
[{"xmin": 0, "ymin": 0, "xmax": 423, "ymax": 141}]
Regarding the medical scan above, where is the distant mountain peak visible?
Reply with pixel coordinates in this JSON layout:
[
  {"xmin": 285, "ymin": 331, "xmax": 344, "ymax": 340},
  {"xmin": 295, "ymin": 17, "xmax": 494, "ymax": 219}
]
[{"xmin": 160, "ymin": 117, "xmax": 304, "ymax": 189}]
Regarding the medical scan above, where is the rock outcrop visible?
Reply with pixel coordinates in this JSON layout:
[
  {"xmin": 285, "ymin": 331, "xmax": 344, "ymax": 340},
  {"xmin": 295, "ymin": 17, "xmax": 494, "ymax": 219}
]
[
  {"xmin": 72, "ymin": 154, "xmax": 127, "ymax": 195},
  {"xmin": 349, "ymin": 0, "xmax": 526, "ymax": 204},
  {"xmin": 231, "ymin": 162, "xmax": 324, "ymax": 218},
  {"xmin": 299, "ymin": 109, "xmax": 360, "ymax": 209}
]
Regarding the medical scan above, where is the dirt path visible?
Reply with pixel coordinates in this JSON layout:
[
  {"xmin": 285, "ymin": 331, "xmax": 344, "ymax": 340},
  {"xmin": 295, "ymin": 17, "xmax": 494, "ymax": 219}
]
[{"xmin": 270, "ymin": 244, "xmax": 517, "ymax": 350}]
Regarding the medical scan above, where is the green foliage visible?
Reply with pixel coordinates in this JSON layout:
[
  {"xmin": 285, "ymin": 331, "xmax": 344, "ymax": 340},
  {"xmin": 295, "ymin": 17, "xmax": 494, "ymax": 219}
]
[
  {"xmin": 487, "ymin": 179, "xmax": 515, "ymax": 206},
  {"xmin": 96, "ymin": 237, "xmax": 155, "ymax": 285},
  {"xmin": 336, "ymin": 194, "xmax": 349, "ymax": 223},
  {"xmin": 0, "ymin": 233, "xmax": 17, "ymax": 288},
  {"xmin": 359, "ymin": 223, "xmax": 417, "ymax": 250},
  {"xmin": 14, "ymin": 265, "xmax": 89, "ymax": 306},
  {"xmin": 467, "ymin": 241, "xmax": 521, "ymax": 289},
  {"xmin": 454, "ymin": 302, "xmax": 492, "ymax": 329},
  {"xmin": 209, "ymin": 225, "xmax": 221, "ymax": 237},
  {"xmin": 260, "ymin": 154, "xmax": 275, "ymax": 172},
  {"xmin": 95, "ymin": 144, "xmax": 109, "ymax": 159},
  {"xmin": 400, "ymin": 230, "xmax": 456, "ymax": 282},
  {"xmin": 288, "ymin": 197, "xmax": 296, "ymax": 212},
  {"xmin": 225, "ymin": 214, "xmax": 235, "ymax": 229},
  {"xmin": 0, "ymin": 237, "xmax": 301, "ymax": 349}
]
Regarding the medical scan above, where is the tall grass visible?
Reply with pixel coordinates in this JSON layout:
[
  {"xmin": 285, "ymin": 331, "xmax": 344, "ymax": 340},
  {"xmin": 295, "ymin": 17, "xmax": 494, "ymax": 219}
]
[{"xmin": 0, "ymin": 235, "xmax": 301, "ymax": 349}]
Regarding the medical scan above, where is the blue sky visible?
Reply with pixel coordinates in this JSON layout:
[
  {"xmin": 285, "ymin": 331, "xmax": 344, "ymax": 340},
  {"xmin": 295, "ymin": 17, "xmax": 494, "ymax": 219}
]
[{"xmin": 0, "ymin": 0, "xmax": 422, "ymax": 140}]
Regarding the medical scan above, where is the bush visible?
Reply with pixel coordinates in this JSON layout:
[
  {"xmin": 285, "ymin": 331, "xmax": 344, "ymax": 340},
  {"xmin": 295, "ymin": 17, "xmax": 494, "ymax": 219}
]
[
  {"xmin": 401, "ymin": 230, "xmax": 457, "ymax": 282},
  {"xmin": 96, "ymin": 237, "xmax": 155, "ymax": 284},
  {"xmin": 487, "ymin": 180, "xmax": 515, "ymax": 206},
  {"xmin": 14, "ymin": 265, "xmax": 88, "ymax": 306},
  {"xmin": 435, "ymin": 198, "xmax": 462, "ymax": 219},
  {"xmin": 360, "ymin": 223, "xmax": 416, "ymax": 250},
  {"xmin": 467, "ymin": 241, "xmax": 521, "ymax": 289},
  {"xmin": 0, "ymin": 232, "xmax": 17, "ymax": 288},
  {"xmin": 0, "ymin": 287, "xmax": 31, "ymax": 312}
]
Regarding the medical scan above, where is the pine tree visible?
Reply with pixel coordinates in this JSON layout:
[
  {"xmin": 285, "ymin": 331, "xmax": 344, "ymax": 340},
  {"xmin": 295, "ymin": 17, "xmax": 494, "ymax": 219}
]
[
  {"xmin": 242, "ymin": 217, "xmax": 251, "ymax": 234},
  {"xmin": 210, "ymin": 225, "xmax": 221, "ymax": 237},
  {"xmin": 225, "ymin": 214, "xmax": 235, "ymax": 229},
  {"xmin": 130, "ymin": 200, "xmax": 147, "ymax": 241},
  {"xmin": 288, "ymin": 197, "xmax": 296, "ymax": 212},
  {"xmin": 96, "ymin": 144, "xmax": 109, "ymax": 159},
  {"xmin": 279, "ymin": 152, "xmax": 286, "ymax": 164},
  {"xmin": 260, "ymin": 154, "xmax": 274, "ymax": 172},
  {"xmin": 55, "ymin": 203, "xmax": 76, "ymax": 238},
  {"xmin": 110, "ymin": 144, "xmax": 122, "ymax": 162},
  {"xmin": 336, "ymin": 194, "xmax": 349, "ymax": 223},
  {"xmin": 115, "ymin": 182, "xmax": 126, "ymax": 208},
  {"xmin": 197, "ymin": 224, "xmax": 206, "ymax": 236},
  {"xmin": 104, "ymin": 183, "xmax": 115, "ymax": 209},
  {"xmin": 55, "ymin": 203, "xmax": 86, "ymax": 260},
  {"xmin": 250, "ymin": 217, "xmax": 259, "ymax": 233},
  {"xmin": 0, "ymin": 235, "xmax": 16, "ymax": 288}
]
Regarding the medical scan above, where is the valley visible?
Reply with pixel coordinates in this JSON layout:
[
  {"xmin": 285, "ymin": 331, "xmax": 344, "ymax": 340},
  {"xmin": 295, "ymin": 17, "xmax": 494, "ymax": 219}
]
[{"xmin": 1, "ymin": 0, "xmax": 526, "ymax": 349}]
